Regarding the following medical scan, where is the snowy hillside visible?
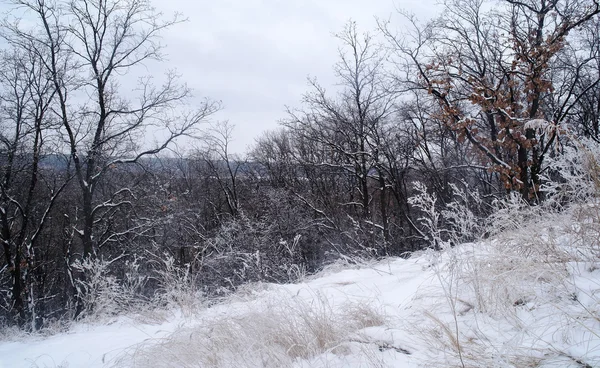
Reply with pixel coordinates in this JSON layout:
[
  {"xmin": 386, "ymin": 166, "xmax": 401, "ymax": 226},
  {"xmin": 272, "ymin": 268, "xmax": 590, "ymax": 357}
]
[{"xmin": 1, "ymin": 204, "xmax": 599, "ymax": 368}]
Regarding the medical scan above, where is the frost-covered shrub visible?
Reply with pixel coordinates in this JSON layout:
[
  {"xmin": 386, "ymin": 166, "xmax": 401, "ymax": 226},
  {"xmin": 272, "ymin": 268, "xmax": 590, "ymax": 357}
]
[
  {"xmin": 542, "ymin": 137, "xmax": 600, "ymax": 204},
  {"xmin": 486, "ymin": 191, "xmax": 544, "ymax": 237},
  {"xmin": 541, "ymin": 137, "xmax": 600, "ymax": 257},
  {"xmin": 408, "ymin": 182, "xmax": 445, "ymax": 250},
  {"xmin": 72, "ymin": 256, "xmax": 148, "ymax": 320},
  {"xmin": 189, "ymin": 211, "xmax": 311, "ymax": 297},
  {"xmin": 442, "ymin": 183, "xmax": 483, "ymax": 243},
  {"xmin": 150, "ymin": 254, "xmax": 203, "ymax": 314},
  {"xmin": 408, "ymin": 181, "xmax": 484, "ymax": 250}
]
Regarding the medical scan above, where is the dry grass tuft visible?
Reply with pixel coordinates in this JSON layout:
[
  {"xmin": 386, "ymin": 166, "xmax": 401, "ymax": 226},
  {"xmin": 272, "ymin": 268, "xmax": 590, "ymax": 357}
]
[{"xmin": 111, "ymin": 291, "xmax": 388, "ymax": 368}]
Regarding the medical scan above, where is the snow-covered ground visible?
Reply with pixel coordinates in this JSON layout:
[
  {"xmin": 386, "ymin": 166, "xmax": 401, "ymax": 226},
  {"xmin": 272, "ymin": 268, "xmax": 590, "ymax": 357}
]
[
  {"xmin": 1, "ymin": 209, "xmax": 599, "ymax": 368},
  {"xmin": 0, "ymin": 257, "xmax": 431, "ymax": 368}
]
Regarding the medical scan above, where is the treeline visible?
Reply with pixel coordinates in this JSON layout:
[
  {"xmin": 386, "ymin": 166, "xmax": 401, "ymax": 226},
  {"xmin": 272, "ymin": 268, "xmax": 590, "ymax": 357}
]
[{"xmin": 1, "ymin": 0, "xmax": 600, "ymax": 330}]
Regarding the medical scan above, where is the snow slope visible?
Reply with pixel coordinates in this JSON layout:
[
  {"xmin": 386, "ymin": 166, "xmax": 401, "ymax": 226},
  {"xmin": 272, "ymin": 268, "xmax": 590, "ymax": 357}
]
[
  {"xmin": 1, "ymin": 209, "xmax": 599, "ymax": 368},
  {"xmin": 0, "ymin": 257, "xmax": 433, "ymax": 368}
]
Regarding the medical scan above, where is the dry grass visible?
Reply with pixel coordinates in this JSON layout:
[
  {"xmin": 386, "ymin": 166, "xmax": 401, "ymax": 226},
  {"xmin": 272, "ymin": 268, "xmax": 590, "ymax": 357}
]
[
  {"xmin": 111, "ymin": 291, "xmax": 388, "ymax": 368},
  {"xmin": 414, "ymin": 205, "xmax": 600, "ymax": 368}
]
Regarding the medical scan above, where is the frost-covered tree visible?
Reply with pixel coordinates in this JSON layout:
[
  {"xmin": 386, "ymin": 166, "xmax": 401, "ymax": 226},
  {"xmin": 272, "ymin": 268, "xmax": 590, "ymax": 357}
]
[
  {"xmin": 284, "ymin": 21, "xmax": 399, "ymax": 250},
  {"xmin": 0, "ymin": 46, "xmax": 69, "ymax": 328},
  {"xmin": 383, "ymin": 0, "xmax": 600, "ymax": 199},
  {"xmin": 1, "ymin": 0, "xmax": 219, "ymax": 319}
]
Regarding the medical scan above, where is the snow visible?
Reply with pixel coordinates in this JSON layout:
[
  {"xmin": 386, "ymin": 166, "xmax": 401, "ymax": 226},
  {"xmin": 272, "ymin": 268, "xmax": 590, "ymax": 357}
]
[
  {"xmin": 1, "ymin": 210, "xmax": 600, "ymax": 367},
  {"xmin": 0, "ymin": 316, "xmax": 183, "ymax": 368},
  {"xmin": 0, "ymin": 259, "xmax": 433, "ymax": 368}
]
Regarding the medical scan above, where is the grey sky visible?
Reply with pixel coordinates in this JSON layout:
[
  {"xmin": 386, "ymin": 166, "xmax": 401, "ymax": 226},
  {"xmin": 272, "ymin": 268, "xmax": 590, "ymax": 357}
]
[
  {"xmin": 0, "ymin": 0, "xmax": 437, "ymax": 154},
  {"xmin": 151, "ymin": 0, "xmax": 437, "ymax": 154}
]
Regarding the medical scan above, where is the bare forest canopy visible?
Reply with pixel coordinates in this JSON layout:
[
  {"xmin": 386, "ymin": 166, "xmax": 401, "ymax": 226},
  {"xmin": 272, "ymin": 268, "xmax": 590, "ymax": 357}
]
[{"xmin": 1, "ymin": 0, "xmax": 600, "ymax": 330}]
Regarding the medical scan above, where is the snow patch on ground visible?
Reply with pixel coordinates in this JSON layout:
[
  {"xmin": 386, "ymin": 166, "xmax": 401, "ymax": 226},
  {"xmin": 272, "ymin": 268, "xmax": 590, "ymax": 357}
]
[{"xmin": 1, "ymin": 209, "xmax": 599, "ymax": 367}]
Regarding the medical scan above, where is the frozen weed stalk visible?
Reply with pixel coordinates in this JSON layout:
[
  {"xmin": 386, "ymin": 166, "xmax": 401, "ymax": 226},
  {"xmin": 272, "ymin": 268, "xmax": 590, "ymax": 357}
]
[{"xmin": 409, "ymin": 181, "xmax": 480, "ymax": 368}]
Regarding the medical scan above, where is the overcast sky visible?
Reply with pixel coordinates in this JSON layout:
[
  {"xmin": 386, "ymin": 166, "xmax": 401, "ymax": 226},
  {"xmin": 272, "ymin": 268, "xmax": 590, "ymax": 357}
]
[
  {"xmin": 149, "ymin": 0, "xmax": 438, "ymax": 154},
  {"xmin": 0, "ymin": 0, "xmax": 438, "ymax": 154}
]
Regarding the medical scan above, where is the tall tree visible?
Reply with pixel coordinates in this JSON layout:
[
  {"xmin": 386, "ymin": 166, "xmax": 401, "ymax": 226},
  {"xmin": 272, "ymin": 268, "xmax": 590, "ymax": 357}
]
[
  {"xmin": 4, "ymin": 0, "xmax": 219, "ymax": 261},
  {"xmin": 383, "ymin": 0, "xmax": 600, "ymax": 199},
  {"xmin": 0, "ymin": 46, "xmax": 67, "ymax": 328},
  {"xmin": 195, "ymin": 121, "xmax": 243, "ymax": 219},
  {"xmin": 2, "ymin": 0, "xmax": 219, "ymax": 317},
  {"xmin": 285, "ymin": 22, "xmax": 396, "ymax": 249}
]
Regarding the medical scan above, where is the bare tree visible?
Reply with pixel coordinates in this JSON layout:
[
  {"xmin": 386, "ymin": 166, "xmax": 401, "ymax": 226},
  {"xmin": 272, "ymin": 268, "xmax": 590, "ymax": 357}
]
[
  {"xmin": 1, "ymin": 0, "xmax": 219, "ymax": 317},
  {"xmin": 554, "ymin": 16, "xmax": 600, "ymax": 141},
  {"xmin": 284, "ymin": 22, "xmax": 397, "ymax": 250},
  {"xmin": 382, "ymin": 0, "xmax": 600, "ymax": 199},
  {"xmin": 3, "ymin": 0, "xmax": 219, "ymax": 260},
  {"xmin": 195, "ymin": 121, "xmax": 243, "ymax": 218},
  {"xmin": 0, "ymin": 45, "xmax": 68, "ymax": 328}
]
